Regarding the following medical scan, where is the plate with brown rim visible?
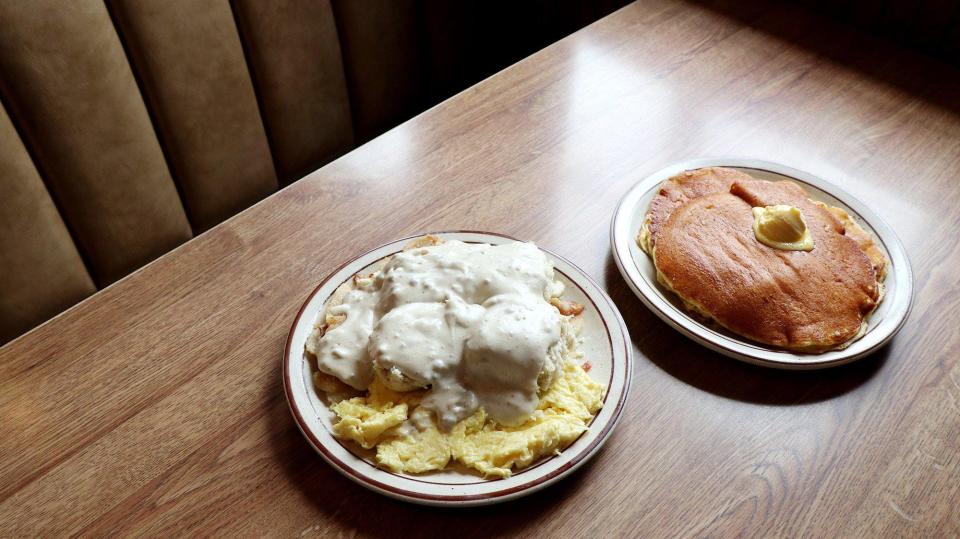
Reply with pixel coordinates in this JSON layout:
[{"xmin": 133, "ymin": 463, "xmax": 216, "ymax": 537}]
[
  {"xmin": 283, "ymin": 231, "xmax": 632, "ymax": 506},
  {"xmin": 610, "ymin": 158, "xmax": 913, "ymax": 369}
]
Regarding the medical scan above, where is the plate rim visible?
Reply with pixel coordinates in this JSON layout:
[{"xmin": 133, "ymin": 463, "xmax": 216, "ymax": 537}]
[
  {"xmin": 610, "ymin": 158, "xmax": 914, "ymax": 369},
  {"xmin": 283, "ymin": 230, "xmax": 633, "ymax": 506}
]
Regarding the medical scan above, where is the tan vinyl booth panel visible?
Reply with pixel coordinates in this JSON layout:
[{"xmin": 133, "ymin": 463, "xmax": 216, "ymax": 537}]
[
  {"xmin": 0, "ymin": 0, "xmax": 627, "ymax": 345},
  {"xmin": 0, "ymin": 1, "xmax": 193, "ymax": 288},
  {"xmin": 0, "ymin": 102, "xmax": 96, "ymax": 344},
  {"xmin": 332, "ymin": 0, "xmax": 431, "ymax": 143},
  {"xmin": 109, "ymin": 0, "xmax": 278, "ymax": 232},
  {"xmin": 233, "ymin": 0, "xmax": 354, "ymax": 185}
]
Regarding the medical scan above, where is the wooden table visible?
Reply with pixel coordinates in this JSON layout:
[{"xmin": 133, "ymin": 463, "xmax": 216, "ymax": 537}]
[{"xmin": 3, "ymin": 0, "xmax": 959, "ymax": 536}]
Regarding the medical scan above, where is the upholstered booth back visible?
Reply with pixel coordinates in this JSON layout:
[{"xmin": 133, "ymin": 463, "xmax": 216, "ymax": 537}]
[{"xmin": 0, "ymin": 0, "xmax": 629, "ymax": 344}]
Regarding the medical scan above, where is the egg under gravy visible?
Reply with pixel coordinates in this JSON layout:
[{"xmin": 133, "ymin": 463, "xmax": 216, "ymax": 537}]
[{"xmin": 305, "ymin": 237, "xmax": 604, "ymax": 478}]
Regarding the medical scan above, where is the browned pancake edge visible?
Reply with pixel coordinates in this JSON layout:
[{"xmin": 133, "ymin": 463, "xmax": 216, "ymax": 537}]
[{"xmin": 639, "ymin": 168, "xmax": 886, "ymax": 352}]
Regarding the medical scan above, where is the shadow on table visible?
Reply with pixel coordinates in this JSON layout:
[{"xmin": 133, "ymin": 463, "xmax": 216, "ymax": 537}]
[
  {"xmin": 266, "ymin": 374, "xmax": 604, "ymax": 538},
  {"xmin": 602, "ymin": 254, "xmax": 888, "ymax": 405},
  {"xmin": 690, "ymin": 0, "xmax": 960, "ymax": 118}
]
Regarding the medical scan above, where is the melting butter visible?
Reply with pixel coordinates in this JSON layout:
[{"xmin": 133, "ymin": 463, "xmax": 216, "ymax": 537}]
[
  {"xmin": 312, "ymin": 240, "xmax": 568, "ymax": 431},
  {"xmin": 752, "ymin": 205, "xmax": 814, "ymax": 251}
]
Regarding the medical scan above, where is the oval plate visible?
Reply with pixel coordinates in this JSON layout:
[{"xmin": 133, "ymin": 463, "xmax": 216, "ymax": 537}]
[
  {"xmin": 611, "ymin": 158, "xmax": 913, "ymax": 369},
  {"xmin": 284, "ymin": 231, "xmax": 632, "ymax": 506}
]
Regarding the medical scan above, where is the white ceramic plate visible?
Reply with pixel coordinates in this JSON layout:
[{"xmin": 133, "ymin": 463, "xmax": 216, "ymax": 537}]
[
  {"xmin": 611, "ymin": 158, "xmax": 913, "ymax": 369},
  {"xmin": 284, "ymin": 231, "xmax": 632, "ymax": 506}
]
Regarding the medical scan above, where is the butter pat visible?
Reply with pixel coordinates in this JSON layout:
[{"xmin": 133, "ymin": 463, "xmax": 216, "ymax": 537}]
[{"xmin": 752, "ymin": 205, "xmax": 814, "ymax": 251}]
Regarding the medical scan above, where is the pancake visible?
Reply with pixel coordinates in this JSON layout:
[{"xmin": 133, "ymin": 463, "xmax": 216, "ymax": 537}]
[
  {"xmin": 818, "ymin": 203, "xmax": 888, "ymax": 280},
  {"xmin": 731, "ymin": 178, "xmax": 888, "ymax": 282},
  {"xmin": 642, "ymin": 168, "xmax": 886, "ymax": 352},
  {"xmin": 638, "ymin": 167, "xmax": 754, "ymax": 254}
]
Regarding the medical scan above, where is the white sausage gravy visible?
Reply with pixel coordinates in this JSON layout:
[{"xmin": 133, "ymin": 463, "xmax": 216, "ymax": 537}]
[{"xmin": 307, "ymin": 240, "xmax": 573, "ymax": 430}]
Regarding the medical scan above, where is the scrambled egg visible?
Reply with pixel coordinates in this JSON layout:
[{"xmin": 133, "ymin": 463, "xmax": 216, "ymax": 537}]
[{"xmin": 330, "ymin": 361, "xmax": 605, "ymax": 478}]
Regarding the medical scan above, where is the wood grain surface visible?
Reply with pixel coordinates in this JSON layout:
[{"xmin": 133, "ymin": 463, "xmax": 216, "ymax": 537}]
[{"xmin": 2, "ymin": 0, "xmax": 959, "ymax": 536}]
